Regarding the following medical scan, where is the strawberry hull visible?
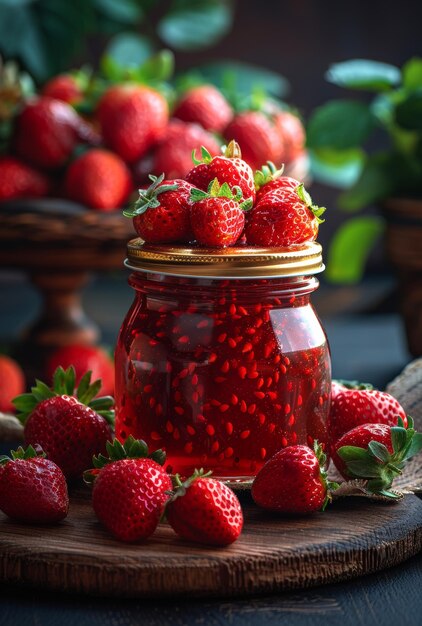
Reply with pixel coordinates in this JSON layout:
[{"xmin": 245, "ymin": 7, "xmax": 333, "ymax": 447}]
[{"xmin": 115, "ymin": 268, "xmax": 331, "ymax": 479}]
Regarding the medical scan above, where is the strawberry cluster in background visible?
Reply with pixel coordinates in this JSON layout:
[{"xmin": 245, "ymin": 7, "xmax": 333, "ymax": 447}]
[{"xmin": 0, "ymin": 55, "xmax": 307, "ymax": 212}]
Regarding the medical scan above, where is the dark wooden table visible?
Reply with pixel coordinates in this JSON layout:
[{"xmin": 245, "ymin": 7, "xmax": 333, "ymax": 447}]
[{"xmin": 0, "ymin": 271, "xmax": 421, "ymax": 625}]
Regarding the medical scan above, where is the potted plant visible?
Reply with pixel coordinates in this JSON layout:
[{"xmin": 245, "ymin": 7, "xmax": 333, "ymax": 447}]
[{"xmin": 306, "ymin": 57, "xmax": 422, "ymax": 356}]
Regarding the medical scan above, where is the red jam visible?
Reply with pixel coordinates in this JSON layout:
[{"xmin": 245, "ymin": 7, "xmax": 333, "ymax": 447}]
[{"xmin": 115, "ymin": 269, "xmax": 331, "ymax": 479}]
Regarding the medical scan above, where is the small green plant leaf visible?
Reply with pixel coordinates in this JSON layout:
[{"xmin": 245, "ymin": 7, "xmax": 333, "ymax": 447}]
[
  {"xmin": 325, "ymin": 59, "xmax": 401, "ymax": 92},
  {"xmin": 101, "ymin": 32, "xmax": 154, "ymax": 79},
  {"xmin": 402, "ymin": 57, "xmax": 422, "ymax": 91},
  {"xmin": 307, "ymin": 100, "xmax": 376, "ymax": 150},
  {"xmin": 391, "ymin": 426, "xmax": 408, "ymax": 455},
  {"xmin": 368, "ymin": 441, "xmax": 391, "ymax": 462},
  {"xmin": 309, "ymin": 148, "xmax": 365, "ymax": 189},
  {"xmin": 338, "ymin": 154, "xmax": 395, "ymax": 211},
  {"xmin": 325, "ymin": 216, "xmax": 384, "ymax": 284},
  {"xmin": 93, "ymin": 0, "xmax": 143, "ymax": 24},
  {"xmin": 137, "ymin": 49, "xmax": 175, "ymax": 82},
  {"xmin": 395, "ymin": 92, "xmax": 422, "ymax": 130}
]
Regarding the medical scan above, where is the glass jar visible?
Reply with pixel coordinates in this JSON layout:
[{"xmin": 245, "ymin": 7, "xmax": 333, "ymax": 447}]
[{"xmin": 115, "ymin": 241, "xmax": 331, "ymax": 480}]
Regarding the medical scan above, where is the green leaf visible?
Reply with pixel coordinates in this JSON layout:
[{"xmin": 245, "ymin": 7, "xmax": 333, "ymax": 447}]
[
  {"xmin": 338, "ymin": 154, "xmax": 395, "ymax": 211},
  {"xmin": 325, "ymin": 216, "xmax": 384, "ymax": 284},
  {"xmin": 158, "ymin": 0, "xmax": 233, "ymax": 51},
  {"xmin": 402, "ymin": 57, "xmax": 422, "ymax": 91},
  {"xmin": 368, "ymin": 441, "xmax": 391, "ymax": 462},
  {"xmin": 395, "ymin": 92, "xmax": 422, "ymax": 130},
  {"xmin": 391, "ymin": 426, "xmax": 408, "ymax": 454},
  {"xmin": 405, "ymin": 432, "xmax": 422, "ymax": 460},
  {"xmin": 137, "ymin": 49, "xmax": 175, "ymax": 82},
  {"xmin": 309, "ymin": 148, "xmax": 365, "ymax": 189},
  {"xmin": 325, "ymin": 59, "xmax": 401, "ymax": 92},
  {"xmin": 102, "ymin": 32, "xmax": 155, "ymax": 75},
  {"xmin": 345, "ymin": 461, "xmax": 381, "ymax": 478},
  {"xmin": 337, "ymin": 446, "xmax": 369, "ymax": 461},
  {"xmin": 307, "ymin": 101, "xmax": 376, "ymax": 150},
  {"xmin": 93, "ymin": 0, "xmax": 143, "ymax": 24}
]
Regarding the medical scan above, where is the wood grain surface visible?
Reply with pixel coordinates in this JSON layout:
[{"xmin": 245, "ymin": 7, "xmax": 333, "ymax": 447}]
[{"xmin": 0, "ymin": 489, "xmax": 421, "ymax": 600}]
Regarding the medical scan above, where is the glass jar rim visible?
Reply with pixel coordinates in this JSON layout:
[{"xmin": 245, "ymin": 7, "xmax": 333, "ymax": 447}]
[{"xmin": 125, "ymin": 239, "xmax": 324, "ymax": 280}]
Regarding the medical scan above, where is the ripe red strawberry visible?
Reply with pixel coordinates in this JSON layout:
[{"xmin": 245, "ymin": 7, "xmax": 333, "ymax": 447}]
[
  {"xmin": 143, "ymin": 119, "xmax": 221, "ymax": 182},
  {"xmin": 252, "ymin": 442, "xmax": 338, "ymax": 514},
  {"xmin": 13, "ymin": 366, "xmax": 114, "ymax": 480},
  {"xmin": 245, "ymin": 181, "xmax": 325, "ymax": 247},
  {"xmin": 223, "ymin": 111, "xmax": 284, "ymax": 170},
  {"xmin": 329, "ymin": 382, "xmax": 407, "ymax": 447},
  {"xmin": 97, "ymin": 84, "xmax": 168, "ymax": 163},
  {"xmin": 0, "ymin": 156, "xmax": 51, "ymax": 201},
  {"xmin": 273, "ymin": 111, "xmax": 306, "ymax": 163},
  {"xmin": 42, "ymin": 74, "xmax": 83, "ymax": 104},
  {"xmin": 65, "ymin": 149, "xmax": 132, "ymax": 210},
  {"xmin": 173, "ymin": 85, "xmax": 233, "ymax": 133},
  {"xmin": 88, "ymin": 437, "xmax": 171, "ymax": 542},
  {"xmin": 12, "ymin": 96, "xmax": 99, "ymax": 170},
  {"xmin": 190, "ymin": 178, "xmax": 251, "ymax": 247},
  {"xmin": 0, "ymin": 355, "xmax": 25, "ymax": 413},
  {"xmin": 332, "ymin": 417, "xmax": 422, "ymax": 497},
  {"xmin": 165, "ymin": 469, "xmax": 243, "ymax": 546},
  {"xmin": 46, "ymin": 345, "xmax": 114, "ymax": 397},
  {"xmin": 0, "ymin": 445, "xmax": 68, "ymax": 523},
  {"xmin": 186, "ymin": 140, "xmax": 255, "ymax": 205},
  {"xmin": 125, "ymin": 174, "xmax": 194, "ymax": 244},
  {"xmin": 254, "ymin": 162, "xmax": 298, "ymax": 203}
]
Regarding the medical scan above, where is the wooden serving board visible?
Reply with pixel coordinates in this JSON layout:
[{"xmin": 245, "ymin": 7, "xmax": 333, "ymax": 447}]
[{"xmin": 0, "ymin": 490, "xmax": 421, "ymax": 599}]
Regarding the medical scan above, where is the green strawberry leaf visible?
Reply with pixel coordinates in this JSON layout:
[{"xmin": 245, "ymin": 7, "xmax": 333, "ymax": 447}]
[
  {"xmin": 405, "ymin": 432, "xmax": 422, "ymax": 459},
  {"xmin": 368, "ymin": 440, "xmax": 391, "ymax": 463},
  {"xmin": 391, "ymin": 426, "xmax": 408, "ymax": 455},
  {"xmin": 337, "ymin": 445, "xmax": 370, "ymax": 462}
]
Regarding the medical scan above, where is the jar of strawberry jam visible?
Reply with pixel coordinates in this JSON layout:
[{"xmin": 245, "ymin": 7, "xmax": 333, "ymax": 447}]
[{"xmin": 115, "ymin": 241, "xmax": 331, "ymax": 479}]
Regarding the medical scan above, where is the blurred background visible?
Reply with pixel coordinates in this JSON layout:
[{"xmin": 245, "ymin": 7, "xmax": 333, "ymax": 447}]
[{"xmin": 1, "ymin": 0, "xmax": 422, "ymax": 402}]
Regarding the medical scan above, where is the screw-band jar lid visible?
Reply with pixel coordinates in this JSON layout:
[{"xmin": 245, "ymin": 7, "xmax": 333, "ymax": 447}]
[{"xmin": 126, "ymin": 239, "xmax": 324, "ymax": 279}]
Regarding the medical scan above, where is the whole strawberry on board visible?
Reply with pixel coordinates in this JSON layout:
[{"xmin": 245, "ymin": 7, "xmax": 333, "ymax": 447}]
[
  {"xmin": 65, "ymin": 149, "xmax": 132, "ymax": 210},
  {"xmin": 173, "ymin": 84, "xmax": 233, "ymax": 133},
  {"xmin": 329, "ymin": 381, "xmax": 407, "ymax": 448},
  {"xmin": 0, "ymin": 156, "xmax": 51, "ymax": 201},
  {"xmin": 124, "ymin": 173, "xmax": 194, "ymax": 244},
  {"xmin": 245, "ymin": 179, "xmax": 325, "ymax": 247},
  {"xmin": 12, "ymin": 96, "xmax": 99, "ymax": 170},
  {"xmin": 0, "ymin": 445, "xmax": 68, "ymax": 523},
  {"xmin": 189, "ymin": 178, "xmax": 252, "ymax": 247},
  {"xmin": 186, "ymin": 140, "xmax": 256, "ymax": 205},
  {"xmin": 97, "ymin": 84, "xmax": 168, "ymax": 163},
  {"xmin": 251, "ymin": 442, "xmax": 338, "ymax": 514},
  {"xmin": 13, "ymin": 366, "xmax": 114, "ymax": 481},
  {"xmin": 85, "ymin": 436, "xmax": 170, "ymax": 542},
  {"xmin": 165, "ymin": 469, "xmax": 243, "ymax": 546},
  {"xmin": 332, "ymin": 417, "xmax": 422, "ymax": 498},
  {"xmin": 46, "ymin": 345, "xmax": 115, "ymax": 398}
]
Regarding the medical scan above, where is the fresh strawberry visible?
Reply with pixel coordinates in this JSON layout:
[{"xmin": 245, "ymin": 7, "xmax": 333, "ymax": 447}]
[
  {"xmin": 97, "ymin": 84, "xmax": 168, "ymax": 163},
  {"xmin": 186, "ymin": 140, "xmax": 255, "ymax": 205},
  {"xmin": 65, "ymin": 149, "xmax": 132, "ymax": 210},
  {"xmin": 42, "ymin": 74, "xmax": 83, "ymax": 105},
  {"xmin": 124, "ymin": 174, "xmax": 194, "ymax": 244},
  {"xmin": 332, "ymin": 417, "xmax": 422, "ymax": 497},
  {"xmin": 0, "ymin": 156, "xmax": 51, "ymax": 201},
  {"xmin": 13, "ymin": 366, "xmax": 114, "ymax": 480},
  {"xmin": 46, "ymin": 345, "xmax": 114, "ymax": 397},
  {"xmin": 273, "ymin": 111, "xmax": 306, "ymax": 163},
  {"xmin": 245, "ymin": 181, "xmax": 325, "ymax": 247},
  {"xmin": 223, "ymin": 111, "xmax": 284, "ymax": 170},
  {"xmin": 254, "ymin": 161, "xmax": 297, "ymax": 202},
  {"xmin": 0, "ymin": 354, "xmax": 25, "ymax": 413},
  {"xmin": 12, "ymin": 96, "xmax": 99, "ymax": 170},
  {"xmin": 190, "ymin": 178, "xmax": 252, "ymax": 247},
  {"xmin": 87, "ymin": 436, "xmax": 171, "ymax": 542},
  {"xmin": 252, "ymin": 442, "xmax": 337, "ymax": 514},
  {"xmin": 329, "ymin": 382, "xmax": 407, "ymax": 447},
  {"xmin": 331, "ymin": 380, "xmax": 347, "ymax": 402},
  {"xmin": 0, "ymin": 445, "xmax": 68, "ymax": 523},
  {"xmin": 166, "ymin": 469, "xmax": 243, "ymax": 546},
  {"xmin": 143, "ymin": 119, "xmax": 221, "ymax": 182},
  {"xmin": 173, "ymin": 85, "xmax": 233, "ymax": 133}
]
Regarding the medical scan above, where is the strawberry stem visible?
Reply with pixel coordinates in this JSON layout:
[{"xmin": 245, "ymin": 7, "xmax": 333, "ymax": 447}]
[{"xmin": 123, "ymin": 173, "xmax": 178, "ymax": 218}]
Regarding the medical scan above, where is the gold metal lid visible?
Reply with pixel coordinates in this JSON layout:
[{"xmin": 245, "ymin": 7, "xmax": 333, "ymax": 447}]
[{"xmin": 125, "ymin": 239, "xmax": 324, "ymax": 279}]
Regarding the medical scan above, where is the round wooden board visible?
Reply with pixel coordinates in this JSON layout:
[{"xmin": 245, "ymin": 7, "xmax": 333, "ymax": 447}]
[{"xmin": 0, "ymin": 490, "xmax": 421, "ymax": 599}]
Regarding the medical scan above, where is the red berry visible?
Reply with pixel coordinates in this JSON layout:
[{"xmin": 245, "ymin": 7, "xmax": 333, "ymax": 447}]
[
  {"xmin": 251, "ymin": 443, "xmax": 330, "ymax": 514},
  {"xmin": 130, "ymin": 175, "xmax": 194, "ymax": 244},
  {"xmin": 273, "ymin": 111, "xmax": 306, "ymax": 163},
  {"xmin": 173, "ymin": 85, "xmax": 233, "ymax": 133},
  {"xmin": 97, "ymin": 85, "xmax": 168, "ymax": 163},
  {"xmin": 0, "ymin": 157, "xmax": 50, "ymax": 201},
  {"xmin": 42, "ymin": 74, "xmax": 83, "ymax": 104},
  {"xmin": 255, "ymin": 174, "xmax": 298, "ymax": 203},
  {"xmin": 13, "ymin": 97, "xmax": 99, "ymax": 170},
  {"xmin": 0, "ymin": 447, "xmax": 68, "ymax": 523},
  {"xmin": 224, "ymin": 111, "xmax": 284, "ymax": 170},
  {"xmin": 0, "ymin": 355, "xmax": 25, "ymax": 413},
  {"xmin": 332, "ymin": 423, "xmax": 393, "ymax": 480},
  {"xmin": 329, "ymin": 387, "xmax": 407, "ymax": 448},
  {"xmin": 46, "ymin": 345, "xmax": 114, "ymax": 397},
  {"xmin": 92, "ymin": 457, "xmax": 171, "ymax": 542},
  {"xmin": 166, "ymin": 471, "xmax": 243, "ymax": 546},
  {"xmin": 65, "ymin": 149, "xmax": 132, "ymax": 210}
]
